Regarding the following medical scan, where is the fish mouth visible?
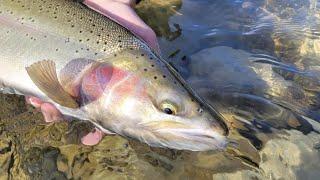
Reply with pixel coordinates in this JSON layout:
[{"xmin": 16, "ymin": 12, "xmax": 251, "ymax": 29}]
[
  {"xmin": 145, "ymin": 121, "xmax": 227, "ymax": 151},
  {"xmin": 139, "ymin": 121, "xmax": 227, "ymax": 151},
  {"xmin": 154, "ymin": 128, "xmax": 227, "ymax": 151}
]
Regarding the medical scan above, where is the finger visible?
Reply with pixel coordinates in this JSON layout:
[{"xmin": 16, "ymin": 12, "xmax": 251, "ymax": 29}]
[
  {"xmin": 25, "ymin": 96, "xmax": 43, "ymax": 109},
  {"xmin": 83, "ymin": 0, "xmax": 161, "ymax": 54},
  {"xmin": 113, "ymin": 0, "xmax": 136, "ymax": 7},
  {"xmin": 26, "ymin": 96, "xmax": 105, "ymax": 145},
  {"xmin": 26, "ymin": 96, "xmax": 63, "ymax": 122},
  {"xmin": 40, "ymin": 102, "xmax": 63, "ymax": 123},
  {"xmin": 81, "ymin": 128, "xmax": 105, "ymax": 146},
  {"xmin": 133, "ymin": 26, "xmax": 160, "ymax": 54}
]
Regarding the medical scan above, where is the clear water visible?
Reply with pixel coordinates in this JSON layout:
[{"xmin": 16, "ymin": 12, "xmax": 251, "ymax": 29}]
[
  {"xmin": 154, "ymin": 0, "xmax": 320, "ymax": 133},
  {"xmin": 1, "ymin": 0, "xmax": 320, "ymax": 179},
  {"xmin": 140, "ymin": 0, "xmax": 320, "ymax": 178},
  {"xmin": 156, "ymin": 0, "xmax": 320, "ymax": 122}
]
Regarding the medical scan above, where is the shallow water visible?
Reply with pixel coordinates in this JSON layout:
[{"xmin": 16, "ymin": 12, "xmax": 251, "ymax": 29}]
[{"xmin": 1, "ymin": 0, "xmax": 320, "ymax": 179}]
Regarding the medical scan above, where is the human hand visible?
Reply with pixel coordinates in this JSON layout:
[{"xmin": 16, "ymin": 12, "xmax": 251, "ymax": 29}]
[
  {"xmin": 27, "ymin": 0, "xmax": 160, "ymax": 146},
  {"xmin": 84, "ymin": 0, "xmax": 160, "ymax": 53}
]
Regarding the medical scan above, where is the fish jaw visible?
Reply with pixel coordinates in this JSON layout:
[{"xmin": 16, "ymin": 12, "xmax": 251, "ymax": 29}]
[
  {"xmin": 129, "ymin": 118, "xmax": 228, "ymax": 151},
  {"xmin": 144, "ymin": 103, "xmax": 228, "ymax": 150}
]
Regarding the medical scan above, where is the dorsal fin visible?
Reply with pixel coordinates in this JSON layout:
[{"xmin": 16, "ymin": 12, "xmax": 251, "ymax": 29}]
[{"xmin": 26, "ymin": 60, "xmax": 79, "ymax": 109}]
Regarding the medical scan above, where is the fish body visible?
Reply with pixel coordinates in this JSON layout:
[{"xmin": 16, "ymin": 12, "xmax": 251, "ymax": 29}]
[{"xmin": 0, "ymin": 0, "xmax": 227, "ymax": 151}]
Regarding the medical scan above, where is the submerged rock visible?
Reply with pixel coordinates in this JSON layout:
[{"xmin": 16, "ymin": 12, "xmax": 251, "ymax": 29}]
[
  {"xmin": 188, "ymin": 46, "xmax": 319, "ymax": 122},
  {"xmin": 0, "ymin": 135, "xmax": 14, "ymax": 180},
  {"xmin": 213, "ymin": 130, "xmax": 320, "ymax": 180}
]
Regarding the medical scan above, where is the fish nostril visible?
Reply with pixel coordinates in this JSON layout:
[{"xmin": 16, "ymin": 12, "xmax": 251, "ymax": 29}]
[{"xmin": 197, "ymin": 108, "xmax": 204, "ymax": 114}]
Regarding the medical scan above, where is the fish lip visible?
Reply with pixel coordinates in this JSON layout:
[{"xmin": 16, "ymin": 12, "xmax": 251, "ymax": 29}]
[
  {"xmin": 136, "ymin": 122, "xmax": 227, "ymax": 150},
  {"xmin": 155, "ymin": 128, "xmax": 226, "ymax": 142},
  {"xmin": 193, "ymin": 133, "xmax": 227, "ymax": 149},
  {"xmin": 173, "ymin": 130, "xmax": 227, "ymax": 150}
]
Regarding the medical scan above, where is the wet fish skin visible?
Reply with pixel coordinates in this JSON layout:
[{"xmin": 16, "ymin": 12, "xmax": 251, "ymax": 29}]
[{"xmin": 0, "ymin": 0, "xmax": 227, "ymax": 151}]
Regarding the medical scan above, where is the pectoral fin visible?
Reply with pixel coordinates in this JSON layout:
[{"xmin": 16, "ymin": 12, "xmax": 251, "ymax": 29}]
[{"xmin": 26, "ymin": 60, "xmax": 79, "ymax": 109}]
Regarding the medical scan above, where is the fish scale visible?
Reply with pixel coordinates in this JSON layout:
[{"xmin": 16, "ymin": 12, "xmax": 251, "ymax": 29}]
[
  {"xmin": 0, "ymin": 0, "xmax": 157, "ymax": 97},
  {"xmin": 0, "ymin": 0, "xmax": 228, "ymax": 151},
  {"xmin": 0, "ymin": 0, "xmax": 145, "ymax": 54}
]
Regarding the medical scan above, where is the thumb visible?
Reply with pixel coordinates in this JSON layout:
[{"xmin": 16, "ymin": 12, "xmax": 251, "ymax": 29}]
[{"xmin": 83, "ymin": 0, "xmax": 161, "ymax": 54}]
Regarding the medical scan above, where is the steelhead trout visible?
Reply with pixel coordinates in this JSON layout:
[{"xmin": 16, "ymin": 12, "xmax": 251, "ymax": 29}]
[{"xmin": 0, "ymin": 0, "xmax": 228, "ymax": 151}]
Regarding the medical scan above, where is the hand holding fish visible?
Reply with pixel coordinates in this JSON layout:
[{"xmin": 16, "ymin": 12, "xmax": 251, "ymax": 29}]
[
  {"xmin": 83, "ymin": 0, "xmax": 160, "ymax": 53},
  {"xmin": 26, "ymin": 0, "xmax": 159, "ymax": 146}
]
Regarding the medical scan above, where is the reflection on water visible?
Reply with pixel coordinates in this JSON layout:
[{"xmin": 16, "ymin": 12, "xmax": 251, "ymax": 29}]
[{"xmin": 1, "ymin": 0, "xmax": 320, "ymax": 179}]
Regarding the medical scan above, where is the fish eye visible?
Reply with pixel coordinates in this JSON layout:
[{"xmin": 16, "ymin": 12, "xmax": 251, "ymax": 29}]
[
  {"xmin": 164, "ymin": 108, "xmax": 173, "ymax": 115},
  {"xmin": 160, "ymin": 101, "xmax": 178, "ymax": 115},
  {"xmin": 197, "ymin": 108, "xmax": 204, "ymax": 114}
]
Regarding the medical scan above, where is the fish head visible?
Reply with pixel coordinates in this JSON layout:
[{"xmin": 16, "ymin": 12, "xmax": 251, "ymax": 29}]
[
  {"xmin": 81, "ymin": 50, "xmax": 228, "ymax": 151},
  {"xmin": 123, "ymin": 84, "xmax": 229, "ymax": 151}
]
